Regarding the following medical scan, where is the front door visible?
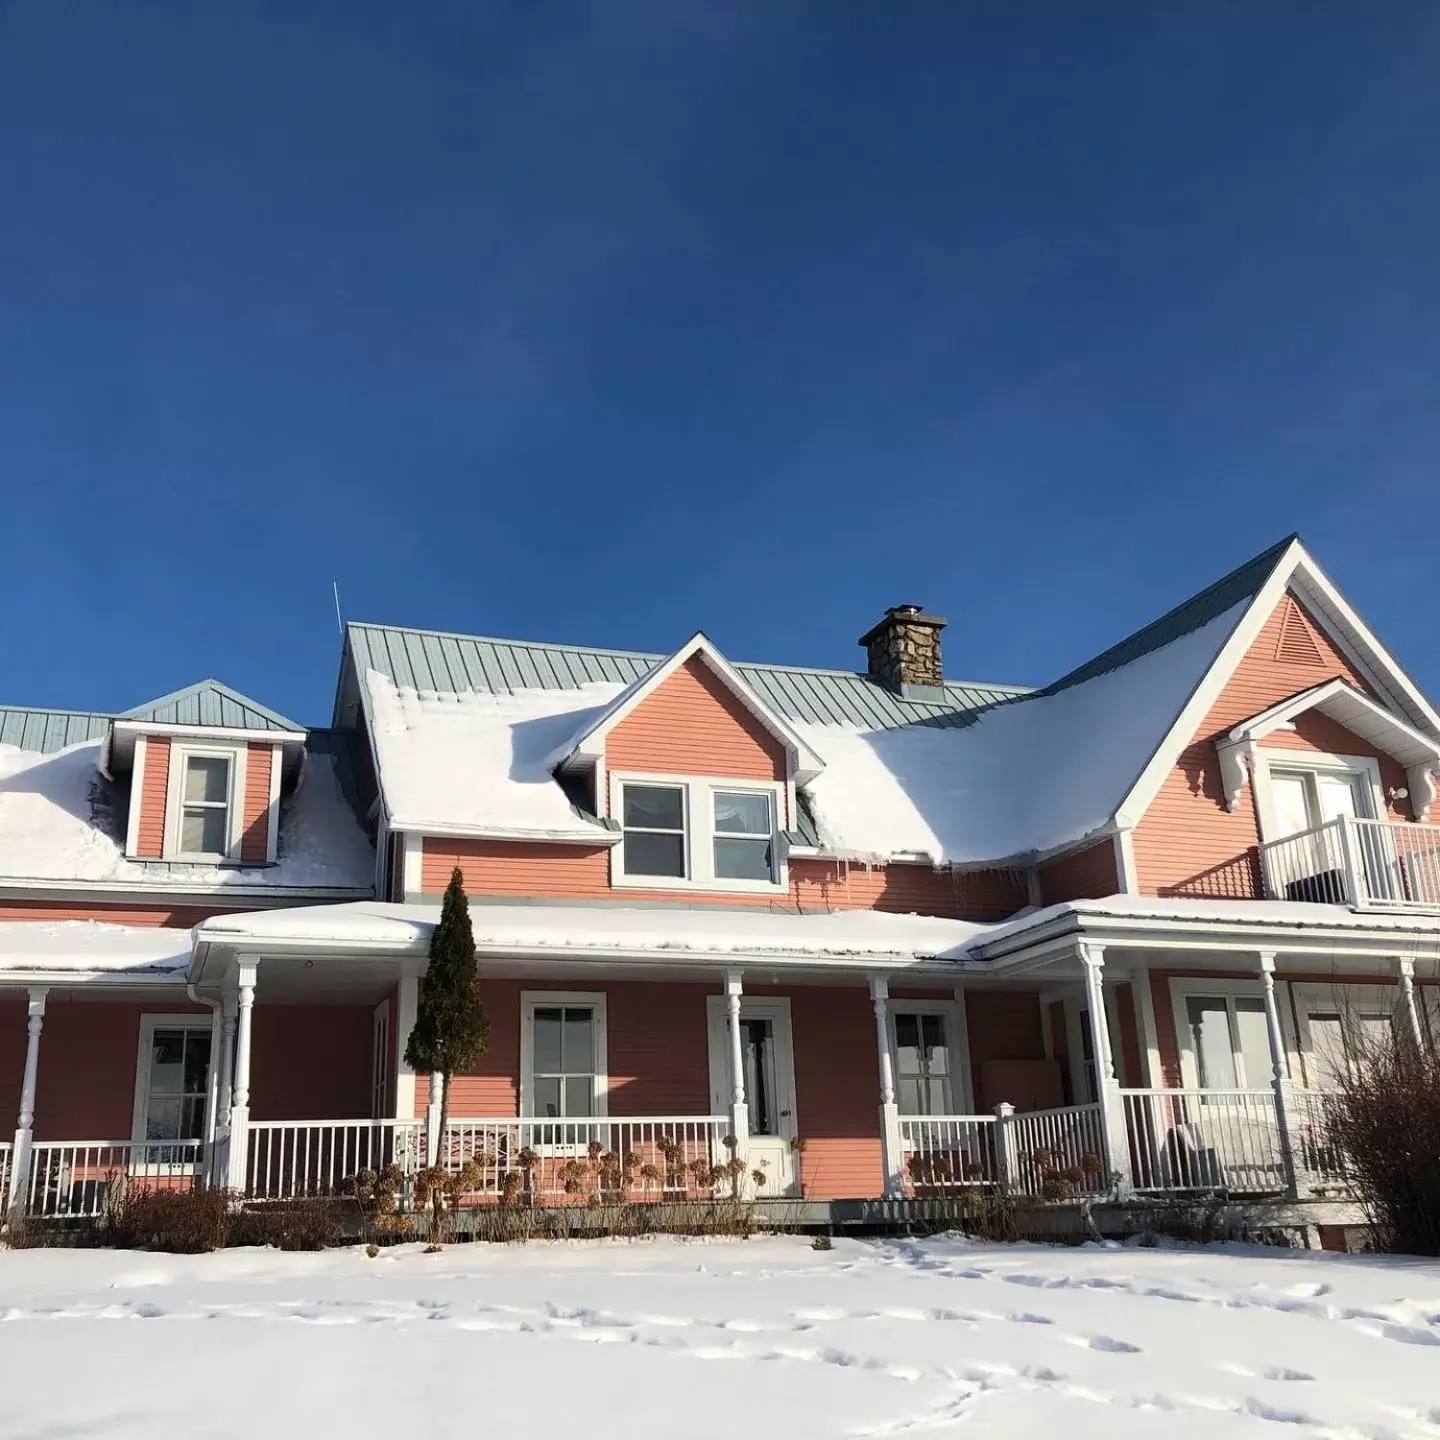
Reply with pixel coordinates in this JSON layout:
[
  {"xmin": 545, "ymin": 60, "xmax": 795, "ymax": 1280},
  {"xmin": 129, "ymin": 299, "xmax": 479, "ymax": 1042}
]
[{"xmin": 707, "ymin": 996, "xmax": 800, "ymax": 1197}]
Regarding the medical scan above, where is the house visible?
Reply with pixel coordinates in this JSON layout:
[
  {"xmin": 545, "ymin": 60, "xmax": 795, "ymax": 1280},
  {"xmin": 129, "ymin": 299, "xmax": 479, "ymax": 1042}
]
[{"xmin": 2, "ymin": 535, "xmax": 1437, "ymax": 1235}]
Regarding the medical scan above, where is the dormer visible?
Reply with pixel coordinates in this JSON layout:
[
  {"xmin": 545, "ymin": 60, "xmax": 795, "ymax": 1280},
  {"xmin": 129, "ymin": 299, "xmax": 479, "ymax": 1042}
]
[
  {"xmin": 102, "ymin": 680, "xmax": 308, "ymax": 867},
  {"xmin": 552, "ymin": 634, "xmax": 826, "ymax": 894}
]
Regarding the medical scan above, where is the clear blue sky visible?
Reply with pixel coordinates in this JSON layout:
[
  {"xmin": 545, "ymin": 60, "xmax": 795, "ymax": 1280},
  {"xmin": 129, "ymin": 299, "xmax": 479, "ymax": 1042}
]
[{"xmin": 4, "ymin": 3, "xmax": 1439, "ymax": 725}]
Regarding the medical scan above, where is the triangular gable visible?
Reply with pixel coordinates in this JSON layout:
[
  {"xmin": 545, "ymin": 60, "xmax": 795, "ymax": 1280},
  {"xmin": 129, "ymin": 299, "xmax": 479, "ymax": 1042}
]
[
  {"xmin": 1215, "ymin": 678, "xmax": 1440, "ymax": 820},
  {"xmin": 122, "ymin": 679, "xmax": 306, "ymax": 734},
  {"xmin": 1114, "ymin": 537, "xmax": 1440, "ymax": 833},
  {"xmin": 553, "ymin": 633, "xmax": 825, "ymax": 782}
]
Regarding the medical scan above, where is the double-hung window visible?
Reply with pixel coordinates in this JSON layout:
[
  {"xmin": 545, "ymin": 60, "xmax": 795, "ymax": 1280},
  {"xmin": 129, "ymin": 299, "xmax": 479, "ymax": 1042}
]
[
  {"xmin": 1182, "ymin": 994, "xmax": 1272, "ymax": 1090},
  {"xmin": 893, "ymin": 1010, "xmax": 953, "ymax": 1115},
  {"xmin": 613, "ymin": 775, "xmax": 783, "ymax": 890},
  {"xmin": 166, "ymin": 749, "xmax": 236, "ymax": 861},
  {"xmin": 522, "ymin": 993, "xmax": 607, "ymax": 1144}
]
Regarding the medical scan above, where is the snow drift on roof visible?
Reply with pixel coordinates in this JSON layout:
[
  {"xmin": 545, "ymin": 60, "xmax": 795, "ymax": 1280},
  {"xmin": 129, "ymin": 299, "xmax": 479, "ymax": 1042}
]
[
  {"xmin": 794, "ymin": 602, "xmax": 1248, "ymax": 865},
  {"xmin": 0, "ymin": 920, "xmax": 190, "ymax": 974},
  {"xmin": 197, "ymin": 899, "xmax": 987, "ymax": 962},
  {"xmin": 365, "ymin": 670, "xmax": 626, "ymax": 838},
  {"xmin": 0, "ymin": 739, "xmax": 373, "ymax": 891}
]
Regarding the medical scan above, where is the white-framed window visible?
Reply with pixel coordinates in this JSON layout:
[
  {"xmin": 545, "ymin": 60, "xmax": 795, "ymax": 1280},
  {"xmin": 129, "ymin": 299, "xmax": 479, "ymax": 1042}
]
[
  {"xmin": 889, "ymin": 999, "xmax": 972, "ymax": 1116},
  {"xmin": 520, "ymin": 991, "xmax": 608, "ymax": 1124},
  {"xmin": 131, "ymin": 1015, "xmax": 213, "ymax": 1163},
  {"xmin": 609, "ymin": 772, "xmax": 785, "ymax": 892},
  {"xmin": 164, "ymin": 745, "xmax": 243, "ymax": 862},
  {"xmin": 1290, "ymin": 982, "xmax": 1412, "ymax": 1090},
  {"xmin": 1168, "ymin": 980, "xmax": 1275, "ymax": 1091},
  {"xmin": 1254, "ymin": 750, "xmax": 1383, "ymax": 844}
]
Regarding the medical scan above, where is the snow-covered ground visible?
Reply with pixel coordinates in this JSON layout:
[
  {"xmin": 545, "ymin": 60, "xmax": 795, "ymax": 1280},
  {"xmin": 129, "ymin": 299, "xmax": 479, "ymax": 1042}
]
[{"xmin": 1, "ymin": 1236, "xmax": 1437, "ymax": 1438}]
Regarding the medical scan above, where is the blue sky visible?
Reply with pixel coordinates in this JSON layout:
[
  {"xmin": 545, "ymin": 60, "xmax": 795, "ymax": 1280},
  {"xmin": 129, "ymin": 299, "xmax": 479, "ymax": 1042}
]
[{"xmin": 3, "ymin": 3, "xmax": 1439, "ymax": 724}]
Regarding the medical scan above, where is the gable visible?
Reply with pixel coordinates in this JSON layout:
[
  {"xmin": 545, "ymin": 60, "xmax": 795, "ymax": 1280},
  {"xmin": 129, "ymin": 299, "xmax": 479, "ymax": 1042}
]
[{"xmin": 606, "ymin": 655, "xmax": 787, "ymax": 782}]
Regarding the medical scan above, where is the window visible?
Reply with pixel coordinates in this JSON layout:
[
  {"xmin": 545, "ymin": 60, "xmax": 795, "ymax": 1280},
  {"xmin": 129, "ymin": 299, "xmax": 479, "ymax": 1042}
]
[
  {"xmin": 740, "ymin": 1017, "xmax": 780, "ymax": 1135},
  {"xmin": 612, "ymin": 774, "xmax": 784, "ymax": 890},
  {"xmin": 521, "ymin": 992, "xmax": 608, "ymax": 1133},
  {"xmin": 1183, "ymin": 995, "xmax": 1272, "ymax": 1089},
  {"xmin": 894, "ymin": 1011, "xmax": 953, "ymax": 1115},
  {"xmin": 170, "ymin": 751, "xmax": 234, "ymax": 859},
  {"xmin": 621, "ymin": 784, "xmax": 687, "ymax": 878},
  {"xmin": 133, "ymin": 1019, "xmax": 212, "ymax": 1163},
  {"xmin": 1304, "ymin": 1007, "xmax": 1397, "ymax": 1089},
  {"xmin": 714, "ymin": 791, "xmax": 775, "ymax": 881}
]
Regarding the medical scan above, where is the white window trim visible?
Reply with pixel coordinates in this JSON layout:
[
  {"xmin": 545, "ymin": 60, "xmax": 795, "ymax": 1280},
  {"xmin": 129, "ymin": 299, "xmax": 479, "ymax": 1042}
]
[
  {"xmin": 607, "ymin": 770, "xmax": 788, "ymax": 894},
  {"xmin": 163, "ymin": 743, "xmax": 248, "ymax": 863},
  {"xmin": 1252, "ymin": 748, "xmax": 1385, "ymax": 843},
  {"xmin": 1167, "ymin": 977, "xmax": 1276, "ymax": 1090},
  {"xmin": 888, "ymin": 998, "xmax": 972, "ymax": 1116},
  {"xmin": 519, "ymin": 990, "xmax": 609, "ymax": 1120},
  {"xmin": 124, "ymin": 735, "xmax": 148, "ymax": 857},
  {"xmin": 130, "ymin": 1014, "xmax": 213, "ymax": 1170}
]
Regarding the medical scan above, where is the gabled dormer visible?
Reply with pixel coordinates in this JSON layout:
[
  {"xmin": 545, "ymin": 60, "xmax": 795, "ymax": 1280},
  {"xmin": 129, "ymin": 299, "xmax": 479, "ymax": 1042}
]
[
  {"xmin": 103, "ymin": 680, "xmax": 308, "ymax": 867},
  {"xmin": 552, "ymin": 634, "xmax": 826, "ymax": 894}
]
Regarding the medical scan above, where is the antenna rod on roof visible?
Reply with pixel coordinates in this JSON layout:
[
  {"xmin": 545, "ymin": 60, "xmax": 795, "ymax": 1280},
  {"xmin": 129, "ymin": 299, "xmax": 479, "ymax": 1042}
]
[{"xmin": 333, "ymin": 580, "xmax": 343, "ymax": 637}]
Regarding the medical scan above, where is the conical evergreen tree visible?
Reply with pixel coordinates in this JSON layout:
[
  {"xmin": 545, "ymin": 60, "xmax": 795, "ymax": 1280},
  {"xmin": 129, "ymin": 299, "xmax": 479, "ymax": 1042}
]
[{"xmin": 405, "ymin": 867, "xmax": 491, "ymax": 1140}]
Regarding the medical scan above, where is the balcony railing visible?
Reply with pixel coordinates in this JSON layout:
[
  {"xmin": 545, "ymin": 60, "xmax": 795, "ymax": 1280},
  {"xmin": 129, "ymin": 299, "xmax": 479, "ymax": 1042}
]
[
  {"xmin": 439, "ymin": 1116, "xmax": 732, "ymax": 1202},
  {"xmin": 1259, "ymin": 815, "xmax": 1440, "ymax": 911},
  {"xmin": 23, "ymin": 1139, "xmax": 205, "ymax": 1219},
  {"xmin": 244, "ymin": 1119, "xmax": 427, "ymax": 1201}
]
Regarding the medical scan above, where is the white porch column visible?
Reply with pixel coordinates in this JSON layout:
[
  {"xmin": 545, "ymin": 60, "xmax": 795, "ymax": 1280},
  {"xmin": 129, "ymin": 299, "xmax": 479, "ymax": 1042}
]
[
  {"xmin": 723, "ymin": 970, "xmax": 749, "ymax": 1152},
  {"xmin": 1079, "ymin": 942, "xmax": 1130, "ymax": 1194},
  {"xmin": 426, "ymin": 1072, "xmax": 443, "ymax": 1164},
  {"xmin": 217, "ymin": 995, "xmax": 237, "ymax": 1119},
  {"xmin": 1397, "ymin": 957, "xmax": 1425, "ymax": 1053},
  {"xmin": 1258, "ymin": 952, "xmax": 1305, "ymax": 1198},
  {"xmin": 224, "ymin": 960, "xmax": 257, "ymax": 1191},
  {"xmin": 869, "ymin": 976, "xmax": 903, "ymax": 1197},
  {"xmin": 7, "ymin": 987, "xmax": 48, "ymax": 1212},
  {"xmin": 394, "ymin": 973, "xmax": 420, "ymax": 1120}
]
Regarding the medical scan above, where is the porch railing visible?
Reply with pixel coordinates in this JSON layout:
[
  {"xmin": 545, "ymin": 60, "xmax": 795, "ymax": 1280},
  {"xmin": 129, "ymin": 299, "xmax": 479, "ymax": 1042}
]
[
  {"xmin": 1292, "ymin": 1088, "xmax": 1349, "ymax": 1190},
  {"xmin": 1121, "ymin": 1089, "xmax": 1287, "ymax": 1193},
  {"xmin": 0, "ymin": 1141, "xmax": 12, "ymax": 1204},
  {"xmin": 439, "ymin": 1116, "xmax": 731, "ymax": 1201},
  {"xmin": 244, "ymin": 1119, "xmax": 427, "ymax": 1201},
  {"xmin": 899, "ymin": 1115, "xmax": 997, "ymax": 1191},
  {"xmin": 1007, "ymin": 1102, "xmax": 1108, "ymax": 1197},
  {"xmin": 1259, "ymin": 815, "xmax": 1440, "ymax": 910},
  {"xmin": 23, "ymin": 1140, "xmax": 204, "ymax": 1219}
]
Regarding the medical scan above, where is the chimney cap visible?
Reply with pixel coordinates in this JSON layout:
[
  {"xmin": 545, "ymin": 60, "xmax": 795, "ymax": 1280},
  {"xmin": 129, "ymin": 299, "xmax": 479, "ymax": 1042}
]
[{"xmin": 857, "ymin": 605, "xmax": 948, "ymax": 648}]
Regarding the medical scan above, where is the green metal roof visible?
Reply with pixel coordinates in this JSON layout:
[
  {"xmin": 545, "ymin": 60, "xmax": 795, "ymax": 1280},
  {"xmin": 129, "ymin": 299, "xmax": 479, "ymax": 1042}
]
[
  {"xmin": 120, "ymin": 679, "xmax": 305, "ymax": 733},
  {"xmin": 0, "ymin": 706, "xmax": 113, "ymax": 754},
  {"xmin": 341, "ymin": 622, "xmax": 1030, "ymax": 731},
  {"xmin": 1042, "ymin": 534, "xmax": 1296, "ymax": 696}
]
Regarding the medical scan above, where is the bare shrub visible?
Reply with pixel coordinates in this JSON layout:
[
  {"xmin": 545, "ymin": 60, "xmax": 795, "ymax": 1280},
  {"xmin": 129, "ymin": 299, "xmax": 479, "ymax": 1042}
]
[
  {"xmin": 1323, "ymin": 1037, "xmax": 1440, "ymax": 1256},
  {"xmin": 105, "ymin": 1187, "xmax": 232, "ymax": 1253},
  {"xmin": 230, "ymin": 1197, "xmax": 345, "ymax": 1251}
]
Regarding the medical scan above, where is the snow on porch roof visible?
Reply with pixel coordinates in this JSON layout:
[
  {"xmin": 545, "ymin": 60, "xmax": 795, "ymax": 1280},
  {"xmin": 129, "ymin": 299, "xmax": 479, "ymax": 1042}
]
[
  {"xmin": 0, "ymin": 921, "xmax": 192, "ymax": 975},
  {"xmin": 195, "ymin": 900, "xmax": 991, "ymax": 964}
]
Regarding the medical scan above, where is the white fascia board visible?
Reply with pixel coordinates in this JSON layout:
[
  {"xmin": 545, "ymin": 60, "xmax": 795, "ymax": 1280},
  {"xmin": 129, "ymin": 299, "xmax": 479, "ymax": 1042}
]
[
  {"xmin": 386, "ymin": 819, "xmax": 621, "ymax": 845},
  {"xmin": 1112, "ymin": 539, "xmax": 1301, "ymax": 830},
  {"xmin": 557, "ymin": 632, "xmax": 827, "ymax": 783},
  {"xmin": 111, "ymin": 720, "xmax": 308, "ymax": 745},
  {"xmin": 0, "ymin": 877, "xmax": 373, "ymax": 903},
  {"xmin": 0, "ymin": 969, "xmax": 191, "ymax": 989}
]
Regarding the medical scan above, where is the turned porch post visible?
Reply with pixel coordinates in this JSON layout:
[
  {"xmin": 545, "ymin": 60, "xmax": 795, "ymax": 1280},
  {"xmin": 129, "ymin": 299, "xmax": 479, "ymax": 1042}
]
[
  {"xmin": 723, "ymin": 970, "xmax": 749, "ymax": 1152},
  {"xmin": 1397, "ymin": 957, "xmax": 1425, "ymax": 1053},
  {"xmin": 869, "ymin": 976, "xmax": 904, "ymax": 1197},
  {"xmin": 1258, "ymin": 952, "xmax": 1304, "ymax": 1198},
  {"xmin": 224, "ymin": 960, "xmax": 258, "ymax": 1191},
  {"xmin": 1079, "ymin": 942, "xmax": 1130, "ymax": 1194},
  {"xmin": 7, "ymin": 987, "xmax": 48, "ymax": 1212}
]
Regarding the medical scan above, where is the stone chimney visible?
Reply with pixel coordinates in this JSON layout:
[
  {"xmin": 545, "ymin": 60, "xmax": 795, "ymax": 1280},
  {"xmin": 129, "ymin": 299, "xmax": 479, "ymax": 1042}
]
[{"xmin": 859, "ymin": 604, "xmax": 947, "ymax": 694}]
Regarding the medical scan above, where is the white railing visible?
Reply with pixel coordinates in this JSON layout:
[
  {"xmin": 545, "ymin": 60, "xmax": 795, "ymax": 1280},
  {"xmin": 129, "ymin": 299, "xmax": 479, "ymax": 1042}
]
[
  {"xmin": 1292, "ymin": 1088, "xmax": 1349, "ymax": 1190},
  {"xmin": 24, "ymin": 1140, "xmax": 204, "ymax": 1219},
  {"xmin": 439, "ymin": 1116, "xmax": 731, "ymax": 1201},
  {"xmin": 899, "ymin": 1115, "xmax": 997, "ymax": 1191},
  {"xmin": 1122, "ymin": 1089, "xmax": 1287, "ymax": 1193},
  {"xmin": 245, "ymin": 1120, "xmax": 426, "ymax": 1201},
  {"xmin": 1260, "ymin": 815, "xmax": 1440, "ymax": 911},
  {"xmin": 1007, "ymin": 1102, "xmax": 1108, "ymax": 1197}
]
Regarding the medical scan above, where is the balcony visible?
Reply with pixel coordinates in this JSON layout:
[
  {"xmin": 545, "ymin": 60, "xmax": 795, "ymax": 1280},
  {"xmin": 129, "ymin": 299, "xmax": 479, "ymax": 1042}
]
[{"xmin": 1258, "ymin": 815, "xmax": 1440, "ymax": 912}]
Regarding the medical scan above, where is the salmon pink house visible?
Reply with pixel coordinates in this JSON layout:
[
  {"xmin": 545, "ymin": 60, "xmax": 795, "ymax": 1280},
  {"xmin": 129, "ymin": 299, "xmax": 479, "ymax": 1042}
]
[{"xmin": 3, "ymin": 535, "xmax": 1440, "ymax": 1233}]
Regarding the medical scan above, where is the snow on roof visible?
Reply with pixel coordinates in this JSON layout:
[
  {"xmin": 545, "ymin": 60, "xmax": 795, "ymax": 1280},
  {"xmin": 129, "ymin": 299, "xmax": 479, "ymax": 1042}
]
[
  {"xmin": 0, "ymin": 920, "xmax": 191, "ymax": 974},
  {"xmin": 197, "ymin": 899, "xmax": 989, "ymax": 963},
  {"xmin": 364, "ymin": 669, "xmax": 626, "ymax": 839},
  {"xmin": 795, "ymin": 601, "xmax": 1248, "ymax": 865},
  {"xmin": 0, "ymin": 739, "xmax": 373, "ymax": 892}
]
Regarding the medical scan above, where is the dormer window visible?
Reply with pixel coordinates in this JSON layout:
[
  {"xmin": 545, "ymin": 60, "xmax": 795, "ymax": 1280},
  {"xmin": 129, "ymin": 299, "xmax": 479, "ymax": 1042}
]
[
  {"xmin": 612, "ymin": 773, "xmax": 784, "ymax": 892},
  {"xmin": 179, "ymin": 754, "xmax": 233, "ymax": 857}
]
